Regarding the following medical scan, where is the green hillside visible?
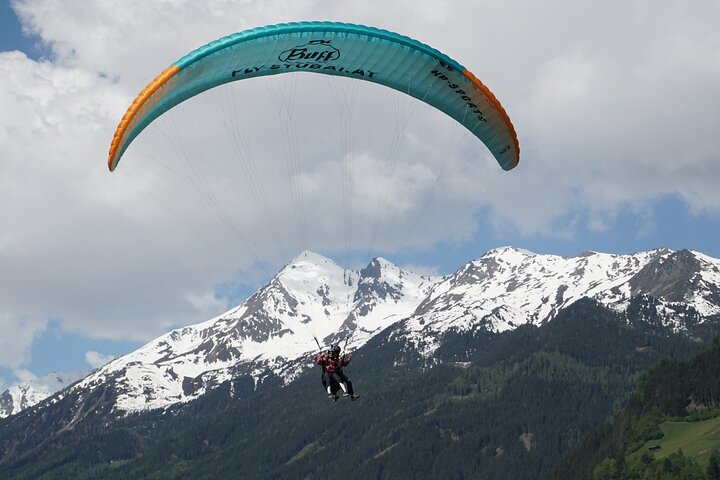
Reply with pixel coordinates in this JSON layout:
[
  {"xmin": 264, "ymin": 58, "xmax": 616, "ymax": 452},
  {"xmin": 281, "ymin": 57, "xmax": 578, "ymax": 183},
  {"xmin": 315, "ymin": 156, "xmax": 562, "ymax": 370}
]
[{"xmin": 630, "ymin": 415, "xmax": 720, "ymax": 468}]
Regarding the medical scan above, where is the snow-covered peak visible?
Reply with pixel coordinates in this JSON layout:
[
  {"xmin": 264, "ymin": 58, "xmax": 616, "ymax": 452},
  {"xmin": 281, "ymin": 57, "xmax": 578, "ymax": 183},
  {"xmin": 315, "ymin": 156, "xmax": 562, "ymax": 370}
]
[
  {"xmin": 278, "ymin": 250, "xmax": 354, "ymax": 292},
  {"xmin": 628, "ymin": 249, "xmax": 720, "ymax": 317},
  {"xmin": 0, "ymin": 371, "xmax": 86, "ymax": 418},
  {"xmin": 482, "ymin": 246, "xmax": 538, "ymax": 259},
  {"xmin": 340, "ymin": 257, "xmax": 438, "ymax": 345},
  {"xmin": 283, "ymin": 250, "xmax": 341, "ymax": 272}
]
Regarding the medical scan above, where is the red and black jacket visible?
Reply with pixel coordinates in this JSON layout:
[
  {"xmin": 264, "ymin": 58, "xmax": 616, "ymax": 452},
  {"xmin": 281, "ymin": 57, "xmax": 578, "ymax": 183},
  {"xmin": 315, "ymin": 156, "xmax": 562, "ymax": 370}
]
[{"xmin": 315, "ymin": 352, "xmax": 351, "ymax": 373}]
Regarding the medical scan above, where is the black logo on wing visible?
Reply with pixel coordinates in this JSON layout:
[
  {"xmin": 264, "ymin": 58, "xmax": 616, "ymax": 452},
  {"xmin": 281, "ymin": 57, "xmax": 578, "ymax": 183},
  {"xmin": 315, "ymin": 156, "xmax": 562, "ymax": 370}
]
[{"xmin": 279, "ymin": 40, "xmax": 340, "ymax": 63}]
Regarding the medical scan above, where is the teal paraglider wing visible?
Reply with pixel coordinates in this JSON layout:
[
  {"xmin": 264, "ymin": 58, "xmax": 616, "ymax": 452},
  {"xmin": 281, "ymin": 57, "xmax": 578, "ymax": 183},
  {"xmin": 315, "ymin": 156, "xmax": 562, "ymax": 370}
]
[{"xmin": 108, "ymin": 22, "xmax": 519, "ymax": 172}]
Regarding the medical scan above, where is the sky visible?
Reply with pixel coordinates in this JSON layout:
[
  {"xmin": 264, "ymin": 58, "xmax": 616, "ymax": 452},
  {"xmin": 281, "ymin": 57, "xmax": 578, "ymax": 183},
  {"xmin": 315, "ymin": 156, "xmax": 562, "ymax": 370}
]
[{"xmin": 0, "ymin": 0, "xmax": 718, "ymax": 390}]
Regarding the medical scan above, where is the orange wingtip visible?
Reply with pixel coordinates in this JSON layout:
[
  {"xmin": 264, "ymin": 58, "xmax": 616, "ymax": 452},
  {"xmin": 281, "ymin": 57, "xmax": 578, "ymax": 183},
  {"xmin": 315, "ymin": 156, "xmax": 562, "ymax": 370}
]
[
  {"xmin": 107, "ymin": 65, "xmax": 181, "ymax": 171},
  {"xmin": 462, "ymin": 69, "xmax": 519, "ymax": 169}
]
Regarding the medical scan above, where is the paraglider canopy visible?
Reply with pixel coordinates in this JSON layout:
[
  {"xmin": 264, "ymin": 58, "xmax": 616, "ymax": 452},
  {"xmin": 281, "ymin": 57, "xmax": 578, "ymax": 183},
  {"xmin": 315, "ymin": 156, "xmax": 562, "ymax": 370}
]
[{"xmin": 108, "ymin": 21, "xmax": 519, "ymax": 172}]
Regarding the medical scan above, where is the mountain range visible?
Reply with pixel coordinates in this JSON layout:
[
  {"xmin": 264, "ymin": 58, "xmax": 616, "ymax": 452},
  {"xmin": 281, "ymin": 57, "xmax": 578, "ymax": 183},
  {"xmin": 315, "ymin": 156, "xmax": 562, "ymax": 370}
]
[{"xmin": 4, "ymin": 246, "xmax": 719, "ymax": 418}]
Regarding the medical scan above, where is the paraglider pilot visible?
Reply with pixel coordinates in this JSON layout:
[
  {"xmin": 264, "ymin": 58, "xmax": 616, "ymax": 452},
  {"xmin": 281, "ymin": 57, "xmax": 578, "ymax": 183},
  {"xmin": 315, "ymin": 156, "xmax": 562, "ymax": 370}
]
[{"xmin": 315, "ymin": 345, "xmax": 359, "ymax": 401}]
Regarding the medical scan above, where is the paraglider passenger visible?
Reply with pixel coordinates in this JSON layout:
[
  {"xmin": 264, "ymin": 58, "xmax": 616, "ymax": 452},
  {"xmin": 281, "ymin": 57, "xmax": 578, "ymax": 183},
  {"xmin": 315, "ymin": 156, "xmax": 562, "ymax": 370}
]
[{"xmin": 314, "ymin": 345, "xmax": 359, "ymax": 401}]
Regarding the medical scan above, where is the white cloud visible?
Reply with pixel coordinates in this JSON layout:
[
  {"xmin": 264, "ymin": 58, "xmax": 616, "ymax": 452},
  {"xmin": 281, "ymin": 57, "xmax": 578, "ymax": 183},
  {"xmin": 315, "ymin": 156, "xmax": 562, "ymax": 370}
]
[
  {"xmin": 84, "ymin": 351, "xmax": 115, "ymax": 369},
  {"xmin": 0, "ymin": 0, "xmax": 718, "ymax": 374},
  {"xmin": 13, "ymin": 368, "xmax": 38, "ymax": 383},
  {"xmin": 185, "ymin": 291, "xmax": 229, "ymax": 318},
  {"xmin": 399, "ymin": 263, "xmax": 442, "ymax": 278},
  {"xmin": 0, "ymin": 312, "xmax": 46, "ymax": 370}
]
